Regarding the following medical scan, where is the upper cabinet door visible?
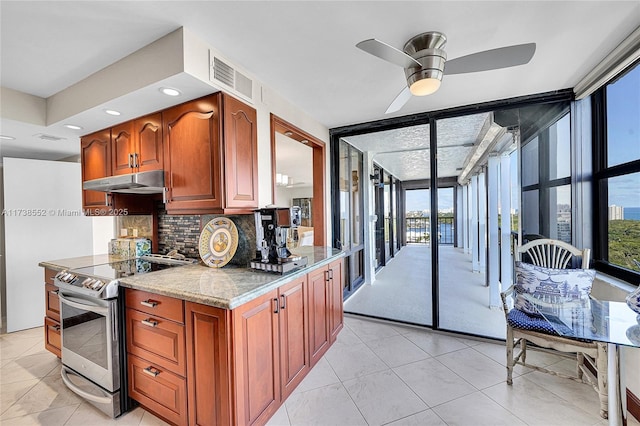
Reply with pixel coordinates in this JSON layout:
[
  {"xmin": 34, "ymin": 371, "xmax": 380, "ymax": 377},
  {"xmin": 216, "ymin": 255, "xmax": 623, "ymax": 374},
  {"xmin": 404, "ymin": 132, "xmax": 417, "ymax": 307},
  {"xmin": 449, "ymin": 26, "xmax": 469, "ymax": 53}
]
[
  {"xmin": 222, "ymin": 94, "xmax": 258, "ymax": 210},
  {"xmin": 163, "ymin": 94, "xmax": 222, "ymax": 214},
  {"xmin": 81, "ymin": 129, "xmax": 111, "ymax": 209},
  {"xmin": 111, "ymin": 121, "xmax": 135, "ymax": 176},
  {"xmin": 135, "ymin": 112, "xmax": 163, "ymax": 172}
]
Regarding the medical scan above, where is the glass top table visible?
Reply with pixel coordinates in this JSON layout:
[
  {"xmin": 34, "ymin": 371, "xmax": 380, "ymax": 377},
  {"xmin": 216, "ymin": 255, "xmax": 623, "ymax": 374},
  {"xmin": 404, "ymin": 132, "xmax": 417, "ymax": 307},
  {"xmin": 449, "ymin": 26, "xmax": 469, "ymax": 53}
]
[
  {"xmin": 522, "ymin": 294, "xmax": 639, "ymax": 426},
  {"xmin": 522, "ymin": 294, "xmax": 640, "ymax": 347}
]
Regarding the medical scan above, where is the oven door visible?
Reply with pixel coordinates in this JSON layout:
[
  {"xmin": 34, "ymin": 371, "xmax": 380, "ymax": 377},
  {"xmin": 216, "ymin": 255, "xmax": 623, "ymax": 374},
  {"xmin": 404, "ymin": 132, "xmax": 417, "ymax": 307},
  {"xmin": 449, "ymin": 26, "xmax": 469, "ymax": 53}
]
[{"xmin": 59, "ymin": 291, "xmax": 120, "ymax": 392}]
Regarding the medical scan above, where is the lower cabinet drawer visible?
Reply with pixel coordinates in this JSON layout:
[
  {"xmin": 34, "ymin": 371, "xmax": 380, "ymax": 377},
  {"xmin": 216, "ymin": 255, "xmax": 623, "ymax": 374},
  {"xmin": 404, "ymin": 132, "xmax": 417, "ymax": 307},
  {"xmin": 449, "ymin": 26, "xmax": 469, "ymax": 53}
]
[
  {"xmin": 44, "ymin": 317, "xmax": 61, "ymax": 358},
  {"xmin": 128, "ymin": 354, "xmax": 187, "ymax": 426}
]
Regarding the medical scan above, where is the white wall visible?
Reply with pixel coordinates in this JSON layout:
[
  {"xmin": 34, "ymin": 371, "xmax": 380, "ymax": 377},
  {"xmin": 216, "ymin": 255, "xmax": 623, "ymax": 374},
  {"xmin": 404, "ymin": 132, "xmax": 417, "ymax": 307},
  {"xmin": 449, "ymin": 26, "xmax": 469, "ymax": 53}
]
[
  {"xmin": 274, "ymin": 186, "xmax": 313, "ymax": 207},
  {"xmin": 2, "ymin": 158, "xmax": 113, "ymax": 332}
]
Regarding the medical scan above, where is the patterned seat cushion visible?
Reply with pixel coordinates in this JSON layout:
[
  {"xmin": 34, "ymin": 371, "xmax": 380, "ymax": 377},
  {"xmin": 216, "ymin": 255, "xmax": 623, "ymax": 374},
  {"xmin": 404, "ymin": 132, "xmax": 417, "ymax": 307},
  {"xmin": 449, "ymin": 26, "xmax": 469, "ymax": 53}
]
[{"xmin": 507, "ymin": 309, "xmax": 565, "ymax": 335}]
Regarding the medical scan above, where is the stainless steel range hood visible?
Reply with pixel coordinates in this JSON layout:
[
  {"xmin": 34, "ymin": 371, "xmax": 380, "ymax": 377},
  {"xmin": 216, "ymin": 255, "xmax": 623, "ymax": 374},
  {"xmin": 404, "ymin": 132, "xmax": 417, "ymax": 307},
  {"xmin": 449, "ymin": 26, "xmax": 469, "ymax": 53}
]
[{"xmin": 82, "ymin": 170, "xmax": 165, "ymax": 194}]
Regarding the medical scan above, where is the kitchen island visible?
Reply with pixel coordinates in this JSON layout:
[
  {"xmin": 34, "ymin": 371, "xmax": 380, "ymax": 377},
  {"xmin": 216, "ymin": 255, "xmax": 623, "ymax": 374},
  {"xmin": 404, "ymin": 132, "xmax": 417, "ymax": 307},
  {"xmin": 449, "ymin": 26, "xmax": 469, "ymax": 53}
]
[{"xmin": 40, "ymin": 247, "xmax": 344, "ymax": 426}]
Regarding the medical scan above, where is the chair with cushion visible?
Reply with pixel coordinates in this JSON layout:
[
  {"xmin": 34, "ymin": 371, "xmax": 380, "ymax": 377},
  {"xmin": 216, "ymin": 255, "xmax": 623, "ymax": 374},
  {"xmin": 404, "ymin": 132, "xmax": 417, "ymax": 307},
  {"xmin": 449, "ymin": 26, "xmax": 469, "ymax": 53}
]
[{"xmin": 500, "ymin": 238, "xmax": 608, "ymax": 418}]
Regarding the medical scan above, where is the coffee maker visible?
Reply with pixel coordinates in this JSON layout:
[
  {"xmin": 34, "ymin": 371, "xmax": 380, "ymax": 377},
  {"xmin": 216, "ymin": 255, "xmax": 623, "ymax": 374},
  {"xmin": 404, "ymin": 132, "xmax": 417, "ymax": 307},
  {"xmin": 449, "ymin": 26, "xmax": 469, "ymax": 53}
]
[{"xmin": 251, "ymin": 206, "xmax": 308, "ymax": 273}]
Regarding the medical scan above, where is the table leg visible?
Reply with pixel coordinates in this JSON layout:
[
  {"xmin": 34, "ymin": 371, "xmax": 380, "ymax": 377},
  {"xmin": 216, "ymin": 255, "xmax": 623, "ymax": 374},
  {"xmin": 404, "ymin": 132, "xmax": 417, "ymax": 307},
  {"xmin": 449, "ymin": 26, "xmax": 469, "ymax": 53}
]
[{"xmin": 608, "ymin": 343, "xmax": 622, "ymax": 426}]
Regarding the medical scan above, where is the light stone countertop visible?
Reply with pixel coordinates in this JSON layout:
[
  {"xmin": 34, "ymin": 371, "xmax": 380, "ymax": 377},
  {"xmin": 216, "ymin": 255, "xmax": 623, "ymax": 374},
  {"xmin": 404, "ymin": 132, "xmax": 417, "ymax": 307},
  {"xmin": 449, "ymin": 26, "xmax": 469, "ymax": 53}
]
[
  {"xmin": 39, "ymin": 254, "xmax": 134, "ymax": 271},
  {"xmin": 41, "ymin": 247, "xmax": 344, "ymax": 310}
]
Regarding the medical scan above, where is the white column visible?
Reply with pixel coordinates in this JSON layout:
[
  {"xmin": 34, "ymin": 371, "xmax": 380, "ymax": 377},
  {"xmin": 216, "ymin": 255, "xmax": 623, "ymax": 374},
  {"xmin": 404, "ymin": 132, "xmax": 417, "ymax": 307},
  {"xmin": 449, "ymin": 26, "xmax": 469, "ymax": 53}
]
[
  {"xmin": 500, "ymin": 154, "xmax": 513, "ymax": 292},
  {"xmin": 488, "ymin": 157, "xmax": 501, "ymax": 307},
  {"xmin": 363, "ymin": 151, "xmax": 376, "ymax": 285},
  {"xmin": 478, "ymin": 171, "xmax": 486, "ymax": 274},
  {"xmin": 456, "ymin": 186, "xmax": 463, "ymax": 247},
  {"xmin": 471, "ymin": 175, "xmax": 479, "ymax": 272},
  {"xmin": 462, "ymin": 185, "xmax": 468, "ymax": 252}
]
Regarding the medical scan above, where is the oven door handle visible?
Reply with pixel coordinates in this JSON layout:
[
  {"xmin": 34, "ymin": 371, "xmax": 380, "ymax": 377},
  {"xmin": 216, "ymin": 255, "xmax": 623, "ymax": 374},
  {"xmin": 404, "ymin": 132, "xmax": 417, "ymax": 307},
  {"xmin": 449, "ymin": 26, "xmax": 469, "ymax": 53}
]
[
  {"xmin": 61, "ymin": 366, "xmax": 112, "ymax": 404},
  {"xmin": 58, "ymin": 292, "xmax": 109, "ymax": 315}
]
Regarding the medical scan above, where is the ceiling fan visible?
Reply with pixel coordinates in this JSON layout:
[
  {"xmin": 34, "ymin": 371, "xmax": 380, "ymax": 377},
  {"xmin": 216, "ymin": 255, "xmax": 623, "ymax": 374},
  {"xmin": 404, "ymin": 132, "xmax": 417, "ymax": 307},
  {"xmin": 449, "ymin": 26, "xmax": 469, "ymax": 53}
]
[{"xmin": 356, "ymin": 31, "xmax": 536, "ymax": 114}]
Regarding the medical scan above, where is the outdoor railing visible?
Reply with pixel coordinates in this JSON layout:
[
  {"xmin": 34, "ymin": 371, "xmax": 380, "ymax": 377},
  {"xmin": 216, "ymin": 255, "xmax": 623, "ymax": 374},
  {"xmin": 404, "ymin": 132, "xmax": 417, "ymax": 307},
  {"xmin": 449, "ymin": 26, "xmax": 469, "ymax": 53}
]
[{"xmin": 405, "ymin": 216, "xmax": 454, "ymax": 245}]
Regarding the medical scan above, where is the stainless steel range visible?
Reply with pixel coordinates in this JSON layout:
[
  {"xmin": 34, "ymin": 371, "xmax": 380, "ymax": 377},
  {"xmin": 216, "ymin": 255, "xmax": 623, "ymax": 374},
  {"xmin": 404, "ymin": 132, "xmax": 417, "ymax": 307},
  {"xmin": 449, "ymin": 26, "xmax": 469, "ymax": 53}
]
[{"xmin": 54, "ymin": 255, "xmax": 196, "ymax": 417}]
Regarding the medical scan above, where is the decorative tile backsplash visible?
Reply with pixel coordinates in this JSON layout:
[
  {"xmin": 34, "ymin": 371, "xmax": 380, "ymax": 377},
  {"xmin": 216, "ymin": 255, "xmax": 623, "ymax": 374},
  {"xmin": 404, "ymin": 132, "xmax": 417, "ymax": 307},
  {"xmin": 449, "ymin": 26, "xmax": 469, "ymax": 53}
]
[{"xmin": 157, "ymin": 203, "xmax": 256, "ymax": 266}]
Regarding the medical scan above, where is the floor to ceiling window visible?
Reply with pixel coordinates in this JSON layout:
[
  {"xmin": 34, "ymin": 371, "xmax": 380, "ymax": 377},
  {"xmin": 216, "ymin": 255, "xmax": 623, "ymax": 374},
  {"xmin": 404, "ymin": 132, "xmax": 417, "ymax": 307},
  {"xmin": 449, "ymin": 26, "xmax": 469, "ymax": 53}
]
[
  {"xmin": 593, "ymin": 61, "xmax": 640, "ymax": 282},
  {"xmin": 336, "ymin": 140, "xmax": 365, "ymax": 297}
]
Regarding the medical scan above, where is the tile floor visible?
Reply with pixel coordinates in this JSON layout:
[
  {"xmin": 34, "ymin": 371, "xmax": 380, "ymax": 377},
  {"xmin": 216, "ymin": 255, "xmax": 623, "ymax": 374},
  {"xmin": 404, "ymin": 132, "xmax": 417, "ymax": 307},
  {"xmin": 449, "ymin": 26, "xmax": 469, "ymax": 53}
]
[{"xmin": 1, "ymin": 316, "xmax": 635, "ymax": 425}]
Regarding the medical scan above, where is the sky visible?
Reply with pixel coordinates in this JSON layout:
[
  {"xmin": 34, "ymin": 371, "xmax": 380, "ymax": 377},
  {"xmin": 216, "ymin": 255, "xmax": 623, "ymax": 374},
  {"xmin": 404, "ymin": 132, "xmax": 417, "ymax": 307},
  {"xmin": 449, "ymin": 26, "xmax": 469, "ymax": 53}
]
[
  {"xmin": 405, "ymin": 188, "xmax": 453, "ymax": 212},
  {"xmin": 607, "ymin": 64, "xmax": 639, "ymax": 208}
]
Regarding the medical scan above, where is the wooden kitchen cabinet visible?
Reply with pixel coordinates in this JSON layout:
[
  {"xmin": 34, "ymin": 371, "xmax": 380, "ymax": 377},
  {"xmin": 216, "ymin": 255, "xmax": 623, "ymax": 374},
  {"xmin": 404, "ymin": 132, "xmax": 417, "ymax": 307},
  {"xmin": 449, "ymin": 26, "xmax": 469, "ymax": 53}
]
[
  {"xmin": 308, "ymin": 259, "xmax": 344, "ymax": 366},
  {"xmin": 278, "ymin": 276, "xmax": 310, "ymax": 400},
  {"xmin": 163, "ymin": 94, "xmax": 223, "ymax": 214},
  {"xmin": 163, "ymin": 93, "xmax": 258, "ymax": 215},
  {"xmin": 126, "ymin": 289, "xmax": 187, "ymax": 425},
  {"xmin": 43, "ymin": 268, "xmax": 61, "ymax": 358},
  {"xmin": 233, "ymin": 289, "xmax": 281, "ymax": 426},
  {"xmin": 112, "ymin": 113, "xmax": 163, "ymax": 175},
  {"xmin": 81, "ymin": 129, "xmax": 111, "ymax": 210},
  {"xmin": 221, "ymin": 94, "xmax": 258, "ymax": 210},
  {"xmin": 185, "ymin": 302, "xmax": 232, "ymax": 426}
]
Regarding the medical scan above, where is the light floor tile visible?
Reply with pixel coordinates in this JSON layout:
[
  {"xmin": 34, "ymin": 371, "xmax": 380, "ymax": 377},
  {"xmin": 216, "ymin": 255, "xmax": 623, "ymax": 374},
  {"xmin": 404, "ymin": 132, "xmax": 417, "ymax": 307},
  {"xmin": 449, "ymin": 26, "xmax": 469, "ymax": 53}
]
[
  {"xmin": 1, "ymin": 374, "xmax": 83, "ymax": 419},
  {"xmin": 364, "ymin": 334, "xmax": 430, "ymax": 368},
  {"xmin": 285, "ymin": 383, "xmax": 367, "ymax": 425},
  {"xmin": 1, "ymin": 352, "xmax": 60, "ymax": 385},
  {"xmin": 393, "ymin": 358, "xmax": 476, "ymax": 407},
  {"xmin": 472, "ymin": 341, "xmax": 533, "ymax": 377},
  {"xmin": 523, "ymin": 370, "xmax": 603, "ymax": 418},
  {"xmin": 139, "ymin": 409, "xmax": 172, "ymax": 426},
  {"xmin": 385, "ymin": 408, "xmax": 447, "ymax": 426},
  {"xmin": 324, "ymin": 342, "xmax": 387, "ymax": 382},
  {"xmin": 483, "ymin": 374, "xmax": 602, "ymax": 425},
  {"xmin": 333, "ymin": 324, "xmax": 363, "ymax": 347},
  {"xmin": 345, "ymin": 317, "xmax": 401, "ymax": 342},
  {"xmin": 436, "ymin": 347, "xmax": 506, "ymax": 389},
  {"xmin": 293, "ymin": 357, "xmax": 340, "ymax": 394},
  {"xmin": 0, "ymin": 404, "xmax": 78, "ymax": 425},
  {"xmin": 403, "ymin": 330, "xmax": 469, "ymax": 356},
  {"xmin": 433, "ymin": 391, "xmax": 527, "ymax": 425},
  {"xmin": 343, "ymin": 369, "xmax": 427, "ymax": 425},
  {"xmin": 64, "ymin": 402, "xmax": 144, "ymax": 425},
  {"xmin": 0, "ymin": 378, "xmax": 40, "ymax": 414},
  {"xmin": 0, "ymin": 336, "xmax": 43, "ymax": 359},
  {"xmin": 265, "ymin": 404, "xmax": 290, "ymax": 426}
]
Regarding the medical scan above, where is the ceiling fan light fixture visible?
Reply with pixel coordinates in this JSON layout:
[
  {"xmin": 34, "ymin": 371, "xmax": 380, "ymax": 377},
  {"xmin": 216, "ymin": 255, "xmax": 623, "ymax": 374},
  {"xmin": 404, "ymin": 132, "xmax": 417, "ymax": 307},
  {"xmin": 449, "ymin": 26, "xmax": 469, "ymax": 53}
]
[{"xmin": 409, "ymin": 76, "xmax": 442, "ymax": 96}]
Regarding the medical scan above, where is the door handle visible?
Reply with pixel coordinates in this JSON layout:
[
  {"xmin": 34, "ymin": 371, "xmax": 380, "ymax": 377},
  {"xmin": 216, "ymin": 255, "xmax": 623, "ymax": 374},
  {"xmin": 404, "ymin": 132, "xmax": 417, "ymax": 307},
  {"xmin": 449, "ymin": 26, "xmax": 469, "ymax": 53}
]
[
  {"xmin": 133, "ymin": 153, "xmax": 139, "ymax": 168},
  {"xmin": 280, "ymin": 294, "xmax": 286, "ymax": 310},
  {"xmin": 128, "ymin": 154, "xmax": 133, "ymax": 168},
  {"xmin": 273, "ymin": 298, "xmax": 280, "ymax": 314}
]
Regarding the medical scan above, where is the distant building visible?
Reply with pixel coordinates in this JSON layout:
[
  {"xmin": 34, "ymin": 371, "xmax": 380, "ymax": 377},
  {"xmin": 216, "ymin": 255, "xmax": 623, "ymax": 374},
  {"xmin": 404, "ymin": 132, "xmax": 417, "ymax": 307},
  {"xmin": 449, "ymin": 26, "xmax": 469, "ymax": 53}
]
[{"xmin": 609, "ymin": 205, "xmax": 624, "ymax": 220}]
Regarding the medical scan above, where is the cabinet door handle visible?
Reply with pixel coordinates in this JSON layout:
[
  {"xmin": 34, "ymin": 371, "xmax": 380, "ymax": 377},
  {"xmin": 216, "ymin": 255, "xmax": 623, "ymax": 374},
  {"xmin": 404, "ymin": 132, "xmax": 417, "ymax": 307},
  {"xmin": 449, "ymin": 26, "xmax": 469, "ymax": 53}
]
[
  {"xmin": 273, "ymin": 298, "xmax": 279, "ymax": 314},
  {"xmin": 280, "ymin": 294, "xmax": 286, "ymax": 310},
  {"xmin": 48, "ymin": 324, "xmax": 60, "ymax": 332},
  {"xmin": 140, "ymin": 300, "xmax": 158, "ymax": 308},
  {"xmin": 128, "ymin": 154, "xmax": 133, "ymax": 168},
  {"xmin": 141, "ymin": 319, "xmax": 158, "ymax": 328},
  {"xmin": 142, "ymin": 366, "xmax": 160, "ymax": 377},
  {"xmin": 134, "ymin": 153, "xmax": 139, "ymax": 168},
  {"xmin": 325, "ymin": 270, "xmax": 330, "ymax": 282},
  {"xmin": 50, "ymin": 289, "xmax": 59, "ymax": 295},
  {"xmin": 329, "ymin": 269, "xmax": 334, "ymax": 280}
]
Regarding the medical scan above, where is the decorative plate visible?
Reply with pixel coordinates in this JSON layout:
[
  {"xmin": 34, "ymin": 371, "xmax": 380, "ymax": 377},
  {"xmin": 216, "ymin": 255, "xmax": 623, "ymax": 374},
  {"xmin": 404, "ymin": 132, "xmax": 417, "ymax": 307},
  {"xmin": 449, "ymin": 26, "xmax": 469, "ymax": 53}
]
[{"xmin": 198, "ymin": 217, "xmax": 239, "ymax": 268}]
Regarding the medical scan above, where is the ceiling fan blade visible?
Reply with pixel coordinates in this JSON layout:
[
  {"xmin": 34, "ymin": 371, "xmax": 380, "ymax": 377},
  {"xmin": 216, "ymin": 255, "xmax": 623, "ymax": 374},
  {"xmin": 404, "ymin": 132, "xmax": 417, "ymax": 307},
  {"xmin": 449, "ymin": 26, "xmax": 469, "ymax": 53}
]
[
  {"xmin": 356, "ymin": 39, "xmax": 421, "ymax": 68},
  {"xmin": 443, "ymin": 43, "xmax": 536, "ymax": 75},
  {"xmin": 385, "ymin": 86, "xmax": 412, "ymax": 114}
]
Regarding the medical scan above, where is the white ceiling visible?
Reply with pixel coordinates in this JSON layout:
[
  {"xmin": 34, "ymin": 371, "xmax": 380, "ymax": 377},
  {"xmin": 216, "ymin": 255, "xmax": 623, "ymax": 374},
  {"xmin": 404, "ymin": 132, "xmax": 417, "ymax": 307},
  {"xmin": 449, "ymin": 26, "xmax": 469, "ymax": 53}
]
[{"xmin": 1, "ymin": 1, "xmax": 638, "ymax": 173}]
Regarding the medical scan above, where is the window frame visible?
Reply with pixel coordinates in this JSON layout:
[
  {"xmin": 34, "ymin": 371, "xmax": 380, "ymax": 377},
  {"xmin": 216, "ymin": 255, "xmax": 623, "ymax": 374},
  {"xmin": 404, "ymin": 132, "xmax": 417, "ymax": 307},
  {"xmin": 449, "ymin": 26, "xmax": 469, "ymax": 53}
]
[{"xmin": 591, "ymin": 60, "xmax": 640, "ymax": 284}]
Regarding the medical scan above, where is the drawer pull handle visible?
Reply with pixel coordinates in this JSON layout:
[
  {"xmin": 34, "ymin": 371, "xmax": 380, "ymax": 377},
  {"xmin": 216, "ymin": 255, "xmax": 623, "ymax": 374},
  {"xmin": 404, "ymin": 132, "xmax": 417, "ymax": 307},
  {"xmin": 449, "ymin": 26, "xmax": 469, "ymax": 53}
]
[
  {"xmin": 48, "ymin": 324, "xmax": 60, "ymax": 332},
  {"xmin": 140, "ymin": 300, "xmax": 158, "ymax": 308},
  {"xmin": 143, "ymin": 366, "xmax": 160, "ymax": 377},
  {"xmin": 141, "ymin": 319, "xmax": 158, "ymax": 327},
  {"xmin": 50, "ymin": 290, "xmax": 59, "ymax": 295}
]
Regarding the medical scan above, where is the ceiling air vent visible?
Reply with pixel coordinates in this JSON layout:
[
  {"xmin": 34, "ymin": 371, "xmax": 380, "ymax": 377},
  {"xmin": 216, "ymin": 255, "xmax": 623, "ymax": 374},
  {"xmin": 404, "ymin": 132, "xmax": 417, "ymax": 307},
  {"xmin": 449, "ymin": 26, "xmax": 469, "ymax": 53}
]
[
  {"xmin": 33, "ymin": 133, "xmax": 66, "ymax": 142},
  {"xmin": 209, "ymin": 50, "xmax": 254, "ymax": 104}
]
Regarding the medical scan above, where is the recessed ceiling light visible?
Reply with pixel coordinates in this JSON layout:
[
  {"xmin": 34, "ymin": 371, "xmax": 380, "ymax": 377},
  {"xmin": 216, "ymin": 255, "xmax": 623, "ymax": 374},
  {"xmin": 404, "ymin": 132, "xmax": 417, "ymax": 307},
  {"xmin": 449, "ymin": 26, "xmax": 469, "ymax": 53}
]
[
  {"xmin": 300, "ymin": 139, "xmax": 309, "ymax": 145},
  {"xmin": 0, "ymin": 135, "xmax": 16, "ymax": 140},
  {"xmin": 284, "ymin": 131, "xmax": 293, "ymax": 137},
  {"xmin": 64, "ymin": 124, "xmax": 83, "ymax": 130},
  {"xmin": 104, "ymin": 109, "xmax": 121, "ymax": 116},
  {"xmin": 160, "ymin": 87, "xmax": 181, "ymax": 96}
]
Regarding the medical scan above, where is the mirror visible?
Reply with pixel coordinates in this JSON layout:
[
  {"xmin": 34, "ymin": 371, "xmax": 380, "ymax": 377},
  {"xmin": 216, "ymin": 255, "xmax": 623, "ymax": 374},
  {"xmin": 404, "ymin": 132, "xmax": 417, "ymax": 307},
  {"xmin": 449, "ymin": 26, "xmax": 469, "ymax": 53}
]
[{"xmin": 270, "ymin": 114, "xmax": 326, "ymax": 246}]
